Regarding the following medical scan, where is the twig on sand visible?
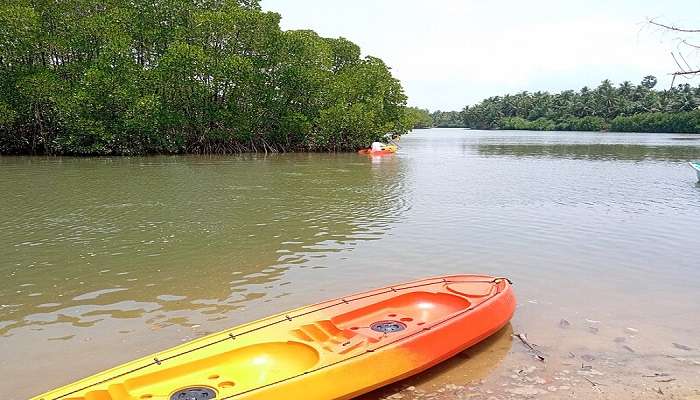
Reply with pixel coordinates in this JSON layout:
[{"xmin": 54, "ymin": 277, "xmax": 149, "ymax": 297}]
[
  {"xmin": 657, "ymin": 378, "xmax": 676, "ymax": 383},
  {"xmin": 622, "ymin": 345, "xmax": 636, "ymax": 353},
  {"xmin": 643, "ymin": 372, "xmax": 670, "ymax": 378},
  {"xmin": 672, "ymin": 342, "xmax": 693, "ymax": 351},
  {"xmin": 514, "ymin": 333, "xmax": 546, "ymax": 362},
  {"xmin": 583, "ymin": 377, "xmax": 605, "ymax": 387}
]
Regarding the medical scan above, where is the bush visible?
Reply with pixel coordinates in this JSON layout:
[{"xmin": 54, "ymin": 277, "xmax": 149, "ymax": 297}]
[
  {"xmin": 611, "ymin": 111, "xmax": 700, "ymax": 133},
  {"xmin": 0, "ymin": 0, "xmax": 408, "ymax": 154}
]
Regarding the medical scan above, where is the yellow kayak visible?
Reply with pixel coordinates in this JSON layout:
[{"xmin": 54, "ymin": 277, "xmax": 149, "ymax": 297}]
[{"xmin": 32, "ymin": 275, "xmax": 515, "ymax": 400}]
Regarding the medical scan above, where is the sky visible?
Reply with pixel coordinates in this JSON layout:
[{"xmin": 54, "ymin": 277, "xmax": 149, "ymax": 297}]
[{"xmin": 260, "ymin": 0, "xmax": 700, "ymax": 111}]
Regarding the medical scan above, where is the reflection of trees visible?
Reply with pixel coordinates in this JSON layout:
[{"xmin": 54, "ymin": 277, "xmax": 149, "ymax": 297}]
[
  {"xmin": 477, "ymin": 143, "xmax": 700, "ymax": 161},
  {"xmin": 0, "ymin": 154, "xmax": 411, "ymax": 334}
]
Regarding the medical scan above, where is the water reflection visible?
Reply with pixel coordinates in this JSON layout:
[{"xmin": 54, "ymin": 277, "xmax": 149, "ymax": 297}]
[
  {"xmin": 478, "ymin": 143, "xmax": 700, "ymax": 161},
  {"xmin": 4, "ymin": 129, "xmax": 700, "ymax": 399},
  {"xmin": 0, "ymin": 153, "xmax": 412, "ymax": 337}
]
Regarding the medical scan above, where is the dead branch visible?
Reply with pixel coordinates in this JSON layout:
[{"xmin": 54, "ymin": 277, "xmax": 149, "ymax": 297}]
[
  {"xmin": 648, "ymin": 19, "xmax": 700, "ymax": 33},
  {"xmin": 679, "ymin": 39, "xmax": 700, "ymax": 50},
  {"xmin": 672, "ymin": 69, "xmax": 700, "ymax": 76}
]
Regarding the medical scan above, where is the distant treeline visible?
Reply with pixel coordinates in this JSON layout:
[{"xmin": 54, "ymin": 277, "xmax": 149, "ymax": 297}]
[
  {"xmin": 409, "ymin": 77, "xmax": 700, "ymax": 133},
  {"xmin": 405, "ymin": 108, "xmax": 464, "ymax": 129},
  {"xmin": 0, "ymin": 0, "xmax": 410, "ymax": 155},
  {"xmin": 463, "ymin": 77, "xmax": 700, "ymax": 133}
]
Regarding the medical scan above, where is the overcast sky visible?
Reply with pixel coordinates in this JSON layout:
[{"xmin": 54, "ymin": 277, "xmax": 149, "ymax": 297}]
[{"xmin": 260, "ymin": 0, "xmax": 700, "ymax": 111}]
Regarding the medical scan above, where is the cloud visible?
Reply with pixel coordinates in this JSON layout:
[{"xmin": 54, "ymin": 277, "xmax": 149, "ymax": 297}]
[{"xmin": 262, "ymin": 0, "xmax": 697, "ymax": 110}]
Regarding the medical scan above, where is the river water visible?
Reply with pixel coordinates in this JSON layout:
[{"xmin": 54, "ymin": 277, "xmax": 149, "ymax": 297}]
[{"xmin": 1, "ymin": 129, "xmax": 700, "ymax": 399}]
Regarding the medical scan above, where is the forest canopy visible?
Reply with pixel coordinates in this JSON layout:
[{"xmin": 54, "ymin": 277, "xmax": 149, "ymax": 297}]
[
  {"xmin": 0, "ymin": 0, "xmax": 410, "ymax": 155},
  {"xmin": 431, "ymin": 111, "xmax": 464, "ymax": 128},
  {"xmin": 460, "ymin": 77, "xmax": 700, "ymax": 133}
]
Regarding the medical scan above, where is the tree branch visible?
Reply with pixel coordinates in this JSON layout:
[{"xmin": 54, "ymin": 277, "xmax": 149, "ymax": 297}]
[
  {"xmin": 672, "ymin": 69, "xmax": 700, "ymax": 76},
  {"xmin": 648, "ymin": 19, "xmax": 700, "ymax": 33},
  {"xmin": 680, "ymin": 39, "xmax": 700, "ymax": 50},
  {"xmin": 678, "ymin": 52, "xmax": 694, "ymax": 72}
]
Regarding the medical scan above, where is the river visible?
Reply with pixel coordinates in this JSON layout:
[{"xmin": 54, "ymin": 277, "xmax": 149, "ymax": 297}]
[{"xmin": 1, "ymin": 129, "xmax": 700, "ymax": 399}]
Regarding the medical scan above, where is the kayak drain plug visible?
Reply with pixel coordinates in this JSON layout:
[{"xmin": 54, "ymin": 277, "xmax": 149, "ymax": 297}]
[
  {"xmin": 370, "ymin": 320, "xmax": 406, "ymax": 333},
  {"xmin": 170, "ymin": 387, "xmax": 216, "ymax": 400}
]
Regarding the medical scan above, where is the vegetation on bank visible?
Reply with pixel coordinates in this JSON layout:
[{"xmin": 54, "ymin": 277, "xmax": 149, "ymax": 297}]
[
  {"xmin": 403, "ymin": 109, "xmax": 466, "ymax": 129},
  {"xmin": 431, "ymin": 111, "xmax": 464, "ymax": 128},
  {"xmin": 0, "ymin": 0, "xmax": 410, "ymax": 155},
  {"xmin": 405, "ymin": 107, "xmax": 433, "ymax": 129},
  {"xmin": 461, "ymin": 77, "xmax": 700, "ymax": 133}
]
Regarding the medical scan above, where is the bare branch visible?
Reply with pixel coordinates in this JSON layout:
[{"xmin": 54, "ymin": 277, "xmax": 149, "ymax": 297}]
[
  {"xmin": 648, "ymin": 18, "xmax": 700, "ymax": 33},
  {"xmin": 671, "ymin": 52, "xmax": 686, "ymax": 73},
  {"xmin": 678, "ymin": 52, "xmax": 694, "ymax": 72},
  {"xmin": 672, "ymin": 69, "xmax": 700, "ymax": 76},
  {"xmin": 669, "ymin": 52, "xmax": 699, "ymax": 79},
  {"xmin": 680, "ymin": 39, "xmax": 700, "ymax": 50}
]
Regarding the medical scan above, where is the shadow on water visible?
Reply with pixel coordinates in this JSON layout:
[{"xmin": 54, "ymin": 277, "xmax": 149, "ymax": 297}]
[
  {"xmin": 358, "ymin": 324, "xmax": 513, "ymax": 399},
  {"xmin": 0, "ymin": 153, "xmax": 412, "ymax": 336},
  {"xmin": 477, "ymin": 143, "xmax": 700, "ymax": 161}
]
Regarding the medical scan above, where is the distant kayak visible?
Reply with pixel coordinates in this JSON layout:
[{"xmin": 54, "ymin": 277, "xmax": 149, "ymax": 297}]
[
  {"xmin": 358, "ymin": 144, "xmax": 398, "ymax": 156},
  {"xmin": 32, "ymin": 275, "xmax": 515, "ymax": 400},
  {"xmin": 690, "ymin": 162, "xmax": 700, "ymax": 181}
]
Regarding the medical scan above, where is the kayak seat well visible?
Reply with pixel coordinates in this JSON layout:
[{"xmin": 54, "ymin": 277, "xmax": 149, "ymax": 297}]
[
  {"xmin": 66, "ymin": 341, "xmax": 320, "ymax": 400},
  {"xmin": 445, "ymin": 281, "xmax": 496, "ymax": 297},
  {"xmin": 330, "ymin": 291, "xmax": 471, "ymax": 332}
]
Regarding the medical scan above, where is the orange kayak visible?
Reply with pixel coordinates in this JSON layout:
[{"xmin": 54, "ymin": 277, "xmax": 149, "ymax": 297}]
[
  {"xmin": 32, "ymin": 275, "xmax": 515, "ymax": 400},
  {"xmin": 358, "ymin": 148, "xmax": 396, "ymax": 156}
]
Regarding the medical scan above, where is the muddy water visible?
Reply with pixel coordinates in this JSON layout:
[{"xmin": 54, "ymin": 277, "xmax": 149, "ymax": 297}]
[{"xmin": 1, "ymin": 129, "xmax": 700, "ymax": 399}]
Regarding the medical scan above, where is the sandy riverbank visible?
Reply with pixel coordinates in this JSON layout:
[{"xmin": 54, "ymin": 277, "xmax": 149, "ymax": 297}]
[{"xmin": 365, "ymin": 303, "xmax": 700, "ymax": 400}]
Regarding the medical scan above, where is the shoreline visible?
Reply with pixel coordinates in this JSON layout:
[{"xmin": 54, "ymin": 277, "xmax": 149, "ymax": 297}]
[
  {"xmin": 367, "ymin": 315, "xmax": 700, "ymax": 400},
  {"xmin": 4, "ymin": 128, "xmax": 700, "ymax": 157}
]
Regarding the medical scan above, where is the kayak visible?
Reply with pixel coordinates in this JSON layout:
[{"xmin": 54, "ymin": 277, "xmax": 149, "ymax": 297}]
[
  {"xmin": 33, "ymin": 275, "xmax": 514, "ymax": 400},
  {"xmin": 358, "ymin": 149, "xmax": 395, "ymax": 156},
  {"xmin": 32, "ymin": 275, "xmax": 515, "ymax": 400},
  {"xmin": 690, "ymin": 162, "xmax": 700, "ymax": 181},
  {"xmin": 358, "ymin": 144, "xmax": 398, "ymax": 156}
]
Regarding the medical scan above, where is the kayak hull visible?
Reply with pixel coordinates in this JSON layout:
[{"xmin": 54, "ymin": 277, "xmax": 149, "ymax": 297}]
[{"xmin": 32, "ymin": 275, "xmax": 515, "ymax": 400}]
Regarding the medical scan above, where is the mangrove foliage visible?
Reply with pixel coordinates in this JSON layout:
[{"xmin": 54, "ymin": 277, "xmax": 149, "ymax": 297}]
[{"xmin": 0, "ymin": 0, "xmax": 410, "ymax": 155}]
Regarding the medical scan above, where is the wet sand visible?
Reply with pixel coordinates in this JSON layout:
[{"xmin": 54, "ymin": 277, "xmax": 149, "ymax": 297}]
[{"xmin": 365, "ymin": 301, "xmax": 700, "ymax": 400}]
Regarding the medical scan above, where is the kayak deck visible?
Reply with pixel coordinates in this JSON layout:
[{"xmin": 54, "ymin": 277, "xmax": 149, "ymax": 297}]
[{"xmin": 33, "ymin": 275, "xmax": 515, "ymax": 400}]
